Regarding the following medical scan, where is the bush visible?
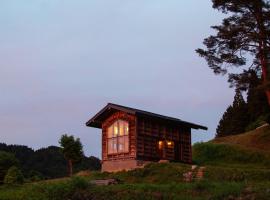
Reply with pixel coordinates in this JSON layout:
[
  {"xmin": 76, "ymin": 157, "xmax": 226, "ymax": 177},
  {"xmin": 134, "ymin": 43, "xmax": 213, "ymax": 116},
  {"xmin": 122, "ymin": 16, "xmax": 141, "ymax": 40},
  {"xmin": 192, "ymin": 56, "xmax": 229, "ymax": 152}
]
[
  {"xmin": 0, "ymin": 151, "xmax": 19, "ymax": 183},
  {"xmin": 194, "ymin": 180, "xmax": 211, "ymax": 192},
  {"xmin": 28, "ymin": 170, "xmax": 44, "ymax": 182},
  {"xmin": 4, "ymin": 166, "xmax": 24, "ymax": 185},
  {"xmin": 245, "ymin": 114, "xmax": 270, "ymax": 131},
  {"xmin": 41, "ymin": 177, "xmax": 89, "ymax": 200},
  {"xmin": 70, "ymin": 176, "xmax": 89, "ymax": 190}
]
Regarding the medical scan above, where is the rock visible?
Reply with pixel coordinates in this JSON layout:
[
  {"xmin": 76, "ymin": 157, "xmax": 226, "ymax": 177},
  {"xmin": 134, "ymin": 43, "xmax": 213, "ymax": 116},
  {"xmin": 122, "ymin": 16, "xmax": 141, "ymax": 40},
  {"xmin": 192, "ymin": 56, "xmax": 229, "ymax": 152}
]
[
  {"xmin": 90, "ymin": 178, "xmax": 119, "ymax": 186},
  {"xmin": 191, "ymin": 165, "xmax": 198, "ymax": 170},
  {"xmin": 158, "ymin": 160, "xmax": 170, "ymax": 163}
]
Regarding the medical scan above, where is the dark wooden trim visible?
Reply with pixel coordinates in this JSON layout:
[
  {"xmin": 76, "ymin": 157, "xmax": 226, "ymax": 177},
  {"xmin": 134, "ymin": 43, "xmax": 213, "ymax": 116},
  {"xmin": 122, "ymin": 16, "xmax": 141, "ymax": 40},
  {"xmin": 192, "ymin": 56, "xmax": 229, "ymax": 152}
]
[{"xmin": 86, "ymin": 103, "xmax": 207, "ymax": 130}]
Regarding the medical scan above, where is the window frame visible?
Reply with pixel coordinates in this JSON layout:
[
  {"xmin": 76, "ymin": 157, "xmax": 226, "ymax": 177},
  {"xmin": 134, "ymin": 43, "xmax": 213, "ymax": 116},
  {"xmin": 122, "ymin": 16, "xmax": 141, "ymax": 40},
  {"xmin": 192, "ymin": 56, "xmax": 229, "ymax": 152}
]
[{"xmin": 107, "ymin": 119, "xmax": 129, "ymax": 155}]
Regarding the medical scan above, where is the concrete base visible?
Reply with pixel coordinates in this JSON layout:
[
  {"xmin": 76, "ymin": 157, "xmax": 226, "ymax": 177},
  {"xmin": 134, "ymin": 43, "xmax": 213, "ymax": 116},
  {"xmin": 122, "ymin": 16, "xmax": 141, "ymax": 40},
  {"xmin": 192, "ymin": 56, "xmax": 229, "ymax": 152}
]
[
  {"xmin": 158, "ymin": 159, "xmax": 170, "ymax": 163},
  {"xmin": 102, "ymin": 159, "xmax": 151, "ymax": 172}
]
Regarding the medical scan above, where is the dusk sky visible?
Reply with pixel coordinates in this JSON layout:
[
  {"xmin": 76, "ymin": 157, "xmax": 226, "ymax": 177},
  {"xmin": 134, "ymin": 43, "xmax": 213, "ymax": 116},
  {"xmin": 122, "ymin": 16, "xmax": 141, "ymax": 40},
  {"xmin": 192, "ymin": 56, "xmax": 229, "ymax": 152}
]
[{"xmin": 0, "ymin": 0, "xmax": 235, "ymax": 158}]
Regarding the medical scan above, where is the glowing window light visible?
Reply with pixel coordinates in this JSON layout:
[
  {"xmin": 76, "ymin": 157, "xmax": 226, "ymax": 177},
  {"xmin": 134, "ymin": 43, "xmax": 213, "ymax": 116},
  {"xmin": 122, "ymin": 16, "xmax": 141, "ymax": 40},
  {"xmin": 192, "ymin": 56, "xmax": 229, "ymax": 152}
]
[
  {"xmin": 167, "ymin": 141, "xmax": 172, "ymax": 146},
  {"xmin": 158, "ymin": 141, "xmax": 163, "ymax": 150},
  {"xmin": 114, "ymin": 126, "xmax": 118, "ymax": 135},
  {"xmin": 107, "ymin": 120, "xmax": 129, "ymax": 155}
]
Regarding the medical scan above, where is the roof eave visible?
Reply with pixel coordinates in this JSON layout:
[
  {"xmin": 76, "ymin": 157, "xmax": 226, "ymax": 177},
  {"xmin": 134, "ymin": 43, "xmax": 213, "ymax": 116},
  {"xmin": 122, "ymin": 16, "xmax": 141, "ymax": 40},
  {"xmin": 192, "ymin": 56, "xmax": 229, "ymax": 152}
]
[
  {"xmin": 85, "ymin": 103, "xmax": 136, "ymax": 128},
  {"xmin": 85, "ymin": 103, "xmax": 208, "ymax": 131},
  {"xmin": 191, "ymin": 125, "xmax": 208, "ymax": 130},
  {"xmin": 179, "ymin": 120, "xmax": 208, "ymax": 130}
]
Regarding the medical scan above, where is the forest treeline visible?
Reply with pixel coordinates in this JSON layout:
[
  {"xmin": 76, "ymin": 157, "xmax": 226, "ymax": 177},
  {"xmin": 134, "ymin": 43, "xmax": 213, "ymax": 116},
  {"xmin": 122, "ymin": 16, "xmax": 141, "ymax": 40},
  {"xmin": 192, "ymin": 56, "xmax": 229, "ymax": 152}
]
[
  {"xmin": 216, "ymin": 72, "xmax": 270, "ymax": 137},
  {"xmin": 195, "ymin": 0, "xmax": 270, "ymax": 138},
  {"xmin": 0, "ymin": 143, "xmax": 101, "ymax": 182}
]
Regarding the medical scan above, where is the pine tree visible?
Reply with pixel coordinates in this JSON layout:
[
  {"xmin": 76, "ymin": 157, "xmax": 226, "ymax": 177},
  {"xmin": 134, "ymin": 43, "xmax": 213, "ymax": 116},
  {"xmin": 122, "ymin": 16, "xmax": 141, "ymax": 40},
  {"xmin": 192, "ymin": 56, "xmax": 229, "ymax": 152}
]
[
  {"xmin": 246, "ymin": 71, "xmax": 270, "ymax": 122},
  {"xmin": 216, "ymin": 105, "xmax": 234, "ymax": 137},
  {"xmin": 216, "ymin": 89, "xmax": 249, "ymax": 137},
  {"xmin": 231, "ymin": 89, "xmax": 250, "ymax": 134},
  {"xmin": 196, "ymin": 0, "xmax": 270, "ymax": 104}
]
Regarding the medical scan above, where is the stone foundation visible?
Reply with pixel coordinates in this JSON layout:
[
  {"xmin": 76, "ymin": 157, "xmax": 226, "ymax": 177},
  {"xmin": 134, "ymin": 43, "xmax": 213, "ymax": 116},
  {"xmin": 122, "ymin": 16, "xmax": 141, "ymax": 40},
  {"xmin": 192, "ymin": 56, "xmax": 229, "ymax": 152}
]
[{"xmin": 102, "ymin": 159, "xmax": 151, "ymax": 172}]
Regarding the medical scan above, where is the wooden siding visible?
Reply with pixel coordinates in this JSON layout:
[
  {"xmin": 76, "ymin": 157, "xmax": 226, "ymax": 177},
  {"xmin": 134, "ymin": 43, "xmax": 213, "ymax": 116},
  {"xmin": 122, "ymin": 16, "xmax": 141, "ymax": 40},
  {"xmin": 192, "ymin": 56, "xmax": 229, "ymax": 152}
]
[
  {"xmin": 101, "ymin": 112, "xmax": 192, "ymax": 164},
  {"xmin": 136, "ymin": 116, "xmax": 192, "ymax": 163},
  {"xmin": 179, "ymin": 130, "xmax": 192, "ymax": 163},
  {"xmin": 101, "ymin": 111, "xmax": 136, "ymax": 161}
]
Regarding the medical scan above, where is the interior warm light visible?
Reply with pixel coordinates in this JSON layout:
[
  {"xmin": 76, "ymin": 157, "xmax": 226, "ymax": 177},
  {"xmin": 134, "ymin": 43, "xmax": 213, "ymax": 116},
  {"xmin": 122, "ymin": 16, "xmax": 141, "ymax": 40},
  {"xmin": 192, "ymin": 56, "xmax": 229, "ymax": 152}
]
[
  {"xmin": 167, "ymin": 141, "xmax": 172, "ymax": 146},
  {"xmin": 114, "ymin": 126, "xmax": 118, "ymax": 135},
  {"xmin": 158, "ymin": 141, "xmax": 163, "ymax": 145}
]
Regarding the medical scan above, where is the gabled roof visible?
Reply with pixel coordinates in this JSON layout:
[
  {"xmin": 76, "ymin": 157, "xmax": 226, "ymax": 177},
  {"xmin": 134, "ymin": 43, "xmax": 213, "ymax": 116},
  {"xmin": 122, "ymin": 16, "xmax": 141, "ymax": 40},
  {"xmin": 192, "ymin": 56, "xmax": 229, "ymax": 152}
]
[{"xmin": 86, "ymin": 103, "xmax": 208, "ymax": 130}]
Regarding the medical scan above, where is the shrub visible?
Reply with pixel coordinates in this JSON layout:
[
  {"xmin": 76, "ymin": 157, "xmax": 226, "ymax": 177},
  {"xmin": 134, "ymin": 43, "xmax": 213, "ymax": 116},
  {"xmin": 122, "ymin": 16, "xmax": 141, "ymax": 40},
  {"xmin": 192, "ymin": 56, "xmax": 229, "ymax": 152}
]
[
  {"xmin": 40, "ymin": 177, "xmax": 89, "ymax": 200},
  {"xmin": 194, "ymin": 180, "xmax": 211, "ymax": 192},
  {"xmin": 0, "ymin": 151, "xmax": 19, "ymax": 183},
  {"xmin": 4, "ymin": 166, "xmax": 24, "ymax": 185},
  {"xmin": 245, "ymin": 114, "xmax": 270, "ymax": 131},
  {"xmin": 70, "ymin": 176, "xmax": 89, "ymax": 190},
  {"xmin": 28, "ymin": 170, "xmax": 44, "ymax": 182}
]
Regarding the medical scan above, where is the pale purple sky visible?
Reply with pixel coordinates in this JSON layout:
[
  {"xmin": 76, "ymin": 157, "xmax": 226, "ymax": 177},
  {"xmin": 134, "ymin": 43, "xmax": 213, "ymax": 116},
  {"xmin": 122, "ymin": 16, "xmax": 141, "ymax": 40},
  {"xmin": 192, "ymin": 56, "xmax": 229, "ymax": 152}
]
[{"xmin": 0, "ymin": 0, "xmax": 234, "ymax": 157}]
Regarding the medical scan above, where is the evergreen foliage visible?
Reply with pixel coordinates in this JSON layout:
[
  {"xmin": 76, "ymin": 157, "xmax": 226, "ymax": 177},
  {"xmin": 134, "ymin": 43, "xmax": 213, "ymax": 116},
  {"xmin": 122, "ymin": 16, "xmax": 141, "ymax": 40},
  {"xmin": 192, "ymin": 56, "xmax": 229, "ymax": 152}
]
[
  {"xmin": 0, "ymin": 144, "xmax": 34, "ymax": 175},
  {"xmin": 196, "ymin": 0, "xmax": 270, "ymax": 102},
  {"xmin": 216, "ymin": 90, "xmax": 249, "ymax": 137},
  {"xmin": 198, "ymin": 0, "xmax": 270, "ymax": 136},
  {"xmin": 59, "ymin": 134, "xmax": 84, "ymax": 176},
  {"xmin": 29, "ymin": 146, "xmax": 68, "ymax": 178},
  {"xmin": 246, "ymin": 71, "xmax": 270, "ymax": 123},
  {"xmin": 216, "ymin": 71, "xmax": 270, "ymax": 137},
  {"xmin": 0, "ymin": 143, "xmax": 101, "ymax": 180},
  {"xmin": 0, "ymin": 151, "xmax": 19, "ymax": 183},
  {"xmin": 4, "ymin": 166, "xmax": 24, "ymax": 185}
]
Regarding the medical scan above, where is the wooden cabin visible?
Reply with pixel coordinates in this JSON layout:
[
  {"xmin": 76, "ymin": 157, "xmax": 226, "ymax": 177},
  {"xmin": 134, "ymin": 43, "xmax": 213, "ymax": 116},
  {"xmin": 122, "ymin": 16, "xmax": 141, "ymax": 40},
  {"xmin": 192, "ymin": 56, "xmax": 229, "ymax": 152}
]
[{"xmin": 86, "ymin": 103, "xmax": 207, "ymax": 172}]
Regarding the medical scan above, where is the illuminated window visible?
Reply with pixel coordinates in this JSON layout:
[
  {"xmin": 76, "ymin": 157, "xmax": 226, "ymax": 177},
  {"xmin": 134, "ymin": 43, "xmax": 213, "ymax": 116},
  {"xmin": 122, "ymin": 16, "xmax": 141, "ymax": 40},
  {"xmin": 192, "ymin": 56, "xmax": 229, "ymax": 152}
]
[
  {"xmin": 166, "ymin": 141, "xmax": 174, "ymax": 148},
  {"xmin": 107, "ymin": 120, "xmax": 129, "ymax": 154},
  {"xmin": 158, "ymin": 141, "xmax": 164, "ymax": 150}
]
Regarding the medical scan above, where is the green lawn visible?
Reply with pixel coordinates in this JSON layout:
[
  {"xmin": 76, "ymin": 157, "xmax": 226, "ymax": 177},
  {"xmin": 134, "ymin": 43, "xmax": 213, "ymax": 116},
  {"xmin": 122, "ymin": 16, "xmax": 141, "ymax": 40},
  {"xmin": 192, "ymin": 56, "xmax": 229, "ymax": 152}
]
[
  {"xmin": 1, "ymin": 162, "xmax": 270, "ymax": 200},
  {"xmin": 1, "ymin": 141, "xmax": 270, "ymax": 200},
  {"xmin": 0, "ymin": 177, "xmax": 247, "ymax": 200}
]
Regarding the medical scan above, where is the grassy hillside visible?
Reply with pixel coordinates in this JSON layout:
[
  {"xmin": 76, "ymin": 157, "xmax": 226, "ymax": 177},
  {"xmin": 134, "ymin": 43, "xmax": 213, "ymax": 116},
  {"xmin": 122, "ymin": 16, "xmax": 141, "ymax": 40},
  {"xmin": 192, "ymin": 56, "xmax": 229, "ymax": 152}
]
[
  {"xmin": 193, "ymin": 142, "xmax": 270, "ymax": 167},
  {"xmin": 1, "ymin": 127, "xmax": 270, "ymax": 200},
  {"xmin": 193, "ymin": 125, "xmax": 270, "ymax": 168},
  {"xmin": 212, "ymin": 124, "xmax": 270, "ymax": 152},
  {"xmin": 1, "ymin": 162, "xmax": 270, "ymax": 200},
  {"xmin": 0, "ymin": 164, "xmax": 263, "ymax": 200}
]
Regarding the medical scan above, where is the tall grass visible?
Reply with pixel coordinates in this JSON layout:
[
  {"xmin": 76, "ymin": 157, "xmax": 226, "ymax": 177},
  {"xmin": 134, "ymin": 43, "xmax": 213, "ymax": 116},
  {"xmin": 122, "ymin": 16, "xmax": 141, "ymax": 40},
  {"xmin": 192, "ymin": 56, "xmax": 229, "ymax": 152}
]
[
  {"xmin": 0, "ymin": 180, "xmax": 245, "ymax": 200},
  {"xmin": 193, "ymin": 142, "xmax": 270, "ymax": 167},
  {"xmin": 0, "ymin": 176, "xmax": 89, "ymax": 200},
  {"xmin": 1, "ymin": 165, "xmax": 270, "ymax": 200}
]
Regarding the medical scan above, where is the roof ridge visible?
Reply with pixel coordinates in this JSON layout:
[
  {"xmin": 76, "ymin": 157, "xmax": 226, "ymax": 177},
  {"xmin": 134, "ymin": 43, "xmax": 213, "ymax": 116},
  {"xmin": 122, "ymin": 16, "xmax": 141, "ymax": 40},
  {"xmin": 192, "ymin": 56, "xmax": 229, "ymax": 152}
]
[
  {"xmin": 107, "ymin": 103, "xmax": 182, "ymax": 121},
  {"xmin": 86, "ymin": 103, "xmax": 207, "ymax": 130}
]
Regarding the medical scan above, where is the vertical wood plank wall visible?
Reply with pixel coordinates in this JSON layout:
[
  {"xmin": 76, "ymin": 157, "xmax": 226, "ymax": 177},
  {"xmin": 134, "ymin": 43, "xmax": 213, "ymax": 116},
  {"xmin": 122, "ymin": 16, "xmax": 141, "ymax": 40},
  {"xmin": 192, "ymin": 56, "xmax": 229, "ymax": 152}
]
[{"xmin": 136, "ymin": 116, "xmax": 192, "ymax": 163}]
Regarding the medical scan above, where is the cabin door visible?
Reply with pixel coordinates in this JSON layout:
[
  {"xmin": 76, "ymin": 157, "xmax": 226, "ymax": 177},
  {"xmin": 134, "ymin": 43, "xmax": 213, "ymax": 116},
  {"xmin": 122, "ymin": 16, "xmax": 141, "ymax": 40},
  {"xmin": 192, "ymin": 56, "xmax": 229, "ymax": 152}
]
[{"xmin": 157, "ymin": 140, "xmax": 165, "ymax": 159}]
